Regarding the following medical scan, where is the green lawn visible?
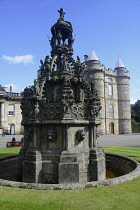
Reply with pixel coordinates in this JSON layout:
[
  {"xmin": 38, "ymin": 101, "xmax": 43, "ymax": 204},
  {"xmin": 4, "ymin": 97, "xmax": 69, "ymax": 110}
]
[
  {"xmin": 0, "ymin": 146, "xmax": 140, "ymax": 210},
  {"xmin": 103, "ymin": 146, "xmax": 140, "ymax": 162},
  {"xmin": 0, "ymin": 147, "xmax": 21, "ymax": 157}
]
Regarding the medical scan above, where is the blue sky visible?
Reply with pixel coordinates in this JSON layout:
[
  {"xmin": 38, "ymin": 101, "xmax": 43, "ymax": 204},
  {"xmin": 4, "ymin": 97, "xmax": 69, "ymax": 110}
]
[{"xmin": 0, "ymin": 0, "xmax": 140, "ymax": 103}]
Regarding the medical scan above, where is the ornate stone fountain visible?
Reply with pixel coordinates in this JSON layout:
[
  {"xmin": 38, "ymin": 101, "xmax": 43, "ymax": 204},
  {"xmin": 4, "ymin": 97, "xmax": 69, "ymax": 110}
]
[{"xmin": 18, "ymin": 8, "xmax": 106, "ymax": 184}]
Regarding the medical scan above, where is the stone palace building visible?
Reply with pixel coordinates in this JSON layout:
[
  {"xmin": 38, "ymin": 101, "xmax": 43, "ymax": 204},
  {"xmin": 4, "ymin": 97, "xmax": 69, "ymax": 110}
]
[
  {"xmin": 0, "ymin": 85, "xmax": 23, "ymax": 135},
  {"xmin": 85, "ymin": 48, "xmax": 132, "ymax": 135}
]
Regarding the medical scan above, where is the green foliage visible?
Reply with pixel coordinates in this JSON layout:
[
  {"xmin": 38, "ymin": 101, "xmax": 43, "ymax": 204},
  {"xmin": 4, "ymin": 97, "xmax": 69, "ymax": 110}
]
[
  {"xmin": 131, "ymin": 100, "xmax": 140, "ymax": 122},
  {"xmin": 131, "ymin": 100, "xmax": 140, "ymax": 132},
  {"xmin": 131, "ymin": 119, "xmax": 140, "ymax": 133}
]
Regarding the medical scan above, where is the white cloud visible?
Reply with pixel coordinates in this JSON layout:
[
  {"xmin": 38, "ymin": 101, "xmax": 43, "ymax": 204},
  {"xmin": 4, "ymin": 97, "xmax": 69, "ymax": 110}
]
[
  {"xmin": 130, "ymin": 98, "xmax": 138, "ymax": 104},
  {"xmin": 2, "ymin": 54, "xmax": 34, "ymax": 64}
]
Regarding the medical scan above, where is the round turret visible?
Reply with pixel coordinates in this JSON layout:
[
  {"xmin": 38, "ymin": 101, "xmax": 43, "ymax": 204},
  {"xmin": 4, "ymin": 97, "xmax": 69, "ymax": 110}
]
[
  {"xmin": 115, "ymin": 56, "xmax": 131, "ymax": 134},
  {"xmin": 85, "ymin": 47, "xmax": 101, "ymax": 68},
  {"xmin": 115, "ymin": 56, "xmax": 126, "ymax": 73}
]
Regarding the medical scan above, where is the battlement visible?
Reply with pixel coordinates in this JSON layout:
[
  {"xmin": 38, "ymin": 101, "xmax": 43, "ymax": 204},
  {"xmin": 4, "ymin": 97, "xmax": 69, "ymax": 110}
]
[
  {"xmin": 105, "ymin": 68, "xmax": 117, "ymax": 77},
  {"xmin": 86, "ymin": 62, "xmax": 130, "ymax": 79}
]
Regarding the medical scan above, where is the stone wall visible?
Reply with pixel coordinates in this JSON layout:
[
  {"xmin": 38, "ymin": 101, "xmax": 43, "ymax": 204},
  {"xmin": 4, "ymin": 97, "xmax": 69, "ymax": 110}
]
[{"xmin": 0, "ymin": 100, "xmax": 23, "ymax": 134}]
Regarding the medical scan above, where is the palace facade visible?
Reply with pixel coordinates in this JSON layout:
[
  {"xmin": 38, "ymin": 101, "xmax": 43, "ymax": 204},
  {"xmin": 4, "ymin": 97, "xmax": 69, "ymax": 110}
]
[
  {"xmin": 0, "ymin": 85, "xmax": 23, "ymax": 135},
  {"xmin": 85, "ymin": 48, "xmax": 132, "ymax": 135}
]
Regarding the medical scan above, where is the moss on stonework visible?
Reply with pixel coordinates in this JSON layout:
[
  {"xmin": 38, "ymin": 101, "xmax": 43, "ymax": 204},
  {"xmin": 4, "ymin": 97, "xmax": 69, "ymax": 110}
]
[
  {"xmin": 54, "ymin": 187, "xmax": 62, "ymax": 190},
  {"xmin": 85, "ymin": 183, "xmax": 93, "ymax": 188},
  {"xmin": 19, "ymin": 185, "xmax": 27, "ymax": 189},
  {"xmin": 5, "ymin": 184, "xmax": 12, "ymax": 187}
]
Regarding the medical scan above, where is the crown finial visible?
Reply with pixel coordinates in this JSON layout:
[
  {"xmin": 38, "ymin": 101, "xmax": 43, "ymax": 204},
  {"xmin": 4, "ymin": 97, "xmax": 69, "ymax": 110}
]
[{"xmin": 58, "ymin": 8, "xmax": 65, "ymax": 21}]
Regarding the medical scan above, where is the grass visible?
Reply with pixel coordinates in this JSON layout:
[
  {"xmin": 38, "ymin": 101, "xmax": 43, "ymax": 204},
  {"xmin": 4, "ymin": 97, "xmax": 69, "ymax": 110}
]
[
  {"xmin": 0, "ymin": 146, "xmax": 140, "ymax": 210},
  {"xmin": 0, "ymin": 147, "xmax": 21, "ymax": 157},
  {"xmin": 0, "ymin": 178, "xmax": 140, "ymax": 210},
  {"xmin": 103, "ymin": 146, "xmax": 140, "ymax": 162},
  {"xmin": 132, "ymin": 133, "xmax": 140, "ymax": 134}
]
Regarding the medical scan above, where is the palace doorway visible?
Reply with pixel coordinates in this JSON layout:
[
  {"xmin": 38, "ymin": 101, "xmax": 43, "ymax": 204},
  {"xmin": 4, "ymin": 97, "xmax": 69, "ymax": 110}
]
[{"xmin": 109, "ymin": 123, "xmax": 114, "ymax": 135}]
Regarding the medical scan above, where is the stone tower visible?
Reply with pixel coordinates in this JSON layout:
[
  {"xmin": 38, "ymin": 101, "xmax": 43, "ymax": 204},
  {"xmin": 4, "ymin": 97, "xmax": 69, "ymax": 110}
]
[
  {"xmin": 18, "ymin": 9, "xmax": 106, "ymax": 184},
  {"xmin": 115, "ymin": 56, "xmax": 131, "ymax": 134},
  {"xmin": 85, "ymin": 48, "xmax": 106, "ymax": 134},
  {"xmin": 85, "ymin": 48, "xmax": 131, "ymax": 135}
]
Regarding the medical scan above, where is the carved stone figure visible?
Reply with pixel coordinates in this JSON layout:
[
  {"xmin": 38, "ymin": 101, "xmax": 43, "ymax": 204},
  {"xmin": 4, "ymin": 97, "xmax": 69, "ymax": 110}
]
[
  {"xmin": 61, "ymin": 54, "xmax": 68, "ymax": 71},
  {"xmin": 33, "ymin": 102, "xmax": 40, "ymax": 118},
  {"xmin": 68, "ymin": 36, "xmax": 74, "ymax": 48},
  {"xmin": 44, "ymin": 56, "xmax": 51, "ymax": 72},
  {"xmin": 75, "ymin": 129, "xmax": 85, "ymax": 143},
  {"xmin": 33, "ymin": 80, "xmax": 40, "ymax": 96},
  {"xmin": 39, "ymin": 60, "xmax": 44, "ymax": 69},
  {"xmin": 47, "ymin": 128, "xmax": 57, "ymax": 149},
  {"xmin": 57, "ymin": 30, "xmax": 62, "ymax": 45}
]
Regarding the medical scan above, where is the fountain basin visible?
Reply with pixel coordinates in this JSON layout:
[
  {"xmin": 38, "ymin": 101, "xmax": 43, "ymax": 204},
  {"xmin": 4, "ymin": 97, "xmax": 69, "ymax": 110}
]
[{"xmin": 0, "ymin": 153, "xmax": 140, "ymax": 190}]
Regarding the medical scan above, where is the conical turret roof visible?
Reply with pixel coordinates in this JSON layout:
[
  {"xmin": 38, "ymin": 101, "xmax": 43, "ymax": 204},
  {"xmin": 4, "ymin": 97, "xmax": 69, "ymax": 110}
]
[
  {"xmin": 115, "ymin": 56, "xmax": 125, "ymax": 68},
  {"xmin": 88, "ymin": 47, "xmax": 100, "ymax": 61}
]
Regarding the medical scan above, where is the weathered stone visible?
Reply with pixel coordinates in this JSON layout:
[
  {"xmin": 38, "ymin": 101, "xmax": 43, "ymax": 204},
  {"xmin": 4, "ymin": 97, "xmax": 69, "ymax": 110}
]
[{"xmin": 18, "ymin": 8, "xmax": 106, "ymax": 184}]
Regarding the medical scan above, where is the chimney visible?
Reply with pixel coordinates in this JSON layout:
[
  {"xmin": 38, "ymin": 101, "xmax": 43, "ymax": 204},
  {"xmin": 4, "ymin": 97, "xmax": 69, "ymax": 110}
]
[
  {"xmin": 10, "ymin": 86, "xmax": 12, "ymax": 92},
  {"xmin": 84, "ymin": 55, "xmax": 88, "ymax": 62}
]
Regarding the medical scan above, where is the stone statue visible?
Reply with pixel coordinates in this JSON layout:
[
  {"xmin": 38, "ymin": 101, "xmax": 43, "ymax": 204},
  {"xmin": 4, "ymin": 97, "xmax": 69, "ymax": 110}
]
[
  {"xmin": 44, "ymin": 56, "xmax": 51, "ymax": 72},
  {"xmin": 34, "ymin": 80, "xmax": 40, "ymax": 96},
  {"xmin": 61, "ymin": 54, "xmax": 68, "ymax": 71},
  {"xmin": 57, "ymin": 30, "xmax": 62, "ymax": 45},
  {"xmin": 68, "ymin": 36, "xmax": 74, "ymax": 48},
  {"xmin": 33, "ymin": 102, "xmax": 40, "ymax": 118},
  {"xmin": 47, "ymin": 128, "xmax": 57, "ymax": 149},
  {"xmin": 39, "ymin": 60, "xmax": 44, "ymax": 69}
]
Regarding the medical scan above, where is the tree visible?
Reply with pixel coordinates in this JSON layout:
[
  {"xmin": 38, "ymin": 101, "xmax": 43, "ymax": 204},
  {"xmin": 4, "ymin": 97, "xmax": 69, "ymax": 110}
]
[{"xmin": 132, "ymin": 100, "xmax": 140, "ymax": 122}]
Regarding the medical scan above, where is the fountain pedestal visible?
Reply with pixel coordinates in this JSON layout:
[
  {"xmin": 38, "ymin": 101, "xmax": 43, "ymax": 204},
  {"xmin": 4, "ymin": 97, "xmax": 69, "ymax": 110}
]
[
  {"xmin": 89, "ymin": 148, "xmax": 106, "ymax": 181},
  {"xmin": 18, "ymin": 8, "xmax": 106, "ymax": 184}
]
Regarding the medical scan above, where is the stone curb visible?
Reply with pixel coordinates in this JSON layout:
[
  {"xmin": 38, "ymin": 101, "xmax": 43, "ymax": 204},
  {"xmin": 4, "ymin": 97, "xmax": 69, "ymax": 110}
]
[{"xmin": 0, "ymin": 153, "xmax": 140, "ymax": 190}]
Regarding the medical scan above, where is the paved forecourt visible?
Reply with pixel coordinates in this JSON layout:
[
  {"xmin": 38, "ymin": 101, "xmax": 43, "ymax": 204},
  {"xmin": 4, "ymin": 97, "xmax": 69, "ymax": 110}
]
[
  {"xmin": 99, "ymin": 134, "xmax": 140, "ymax": 147},
  {"xmin": 0, "ymin": 134, "xmax": 139, "ymax": 148},
  {"xmin": 0, "ymin": 135, "xmax": 23, "ymax": 148}
]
